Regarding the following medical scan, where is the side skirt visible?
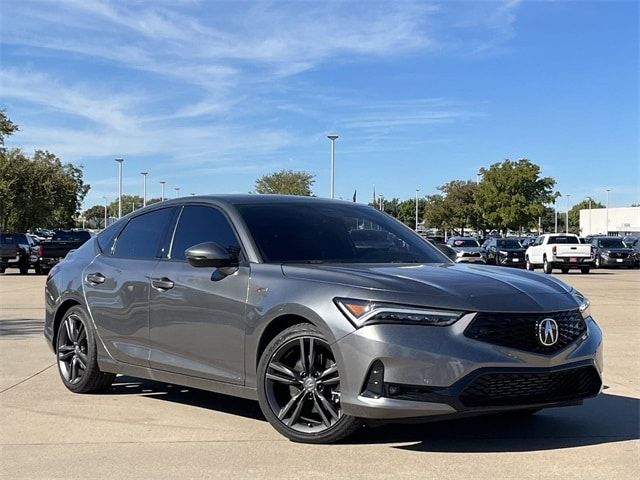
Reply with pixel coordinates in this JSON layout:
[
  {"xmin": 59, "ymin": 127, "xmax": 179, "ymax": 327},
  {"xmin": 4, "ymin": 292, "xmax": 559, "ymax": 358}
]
[{"xmin": 98, "ymin": 357, "xmax": 258, "ymax": 401}]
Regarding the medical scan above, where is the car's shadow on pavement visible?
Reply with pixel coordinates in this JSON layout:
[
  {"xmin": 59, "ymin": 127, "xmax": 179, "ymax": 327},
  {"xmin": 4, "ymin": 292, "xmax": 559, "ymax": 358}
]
[
  {"xmin": 110, "ymin": 376, "xmax": 265, "ymax": 421},
  {"xmin": 351, "ymin": 392, "xmax": 640, "ymax": 452},
  {"xmin": 110, "ymin": 376, "xmax": 638, "ymax": 452}
]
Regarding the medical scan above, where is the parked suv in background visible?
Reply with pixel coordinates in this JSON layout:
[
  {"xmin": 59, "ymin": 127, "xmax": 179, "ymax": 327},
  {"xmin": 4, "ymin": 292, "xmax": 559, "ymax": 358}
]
[
  {"xmin": 0, "ymin": 232, "xmax": 38, "ymax": 274},
  {"xmin": 525, "ymin": 234, "xmax": 592, "ymax": 274},
  {"xmin": 446, "ymin": 237, "xmax": 485, "ymax": 263},
  {"xmin": 37, "ymin": 230, "xmax": 94, "ymax": 274},
  {"xmin": 484, "ymin": 237, "xmax": 526, "ymax": 267},
  {"xmin": 590, "ymin": 237, "xmax": 635, "ymax": 268},
  {"xmin": 44, "ymin": 196, "xmax": 603, "ymax": 443}
]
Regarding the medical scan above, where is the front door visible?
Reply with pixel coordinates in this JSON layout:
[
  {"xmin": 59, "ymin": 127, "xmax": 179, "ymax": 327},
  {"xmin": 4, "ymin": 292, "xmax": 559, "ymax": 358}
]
[{"xmin": 148, "ymin": 205, "xmax": 249, "ymax": 384}]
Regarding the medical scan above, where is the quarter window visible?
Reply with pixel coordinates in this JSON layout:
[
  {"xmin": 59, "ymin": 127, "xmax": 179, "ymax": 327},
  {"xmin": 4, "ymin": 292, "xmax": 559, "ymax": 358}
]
[
  {"xmin": 170, "ymin": 206, "xmax": 241, "ymax": 261},
  {"xmin": 113, "ymin": 208, "xmax": 175, "ymax": 259}
]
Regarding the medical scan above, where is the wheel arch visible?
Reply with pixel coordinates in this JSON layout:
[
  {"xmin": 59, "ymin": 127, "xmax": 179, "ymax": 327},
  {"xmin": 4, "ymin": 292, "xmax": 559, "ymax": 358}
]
[
  {"xmin": 255, "ymin": 314, "xmax": 315, "ymax": 369},
  {"xmin": 52, "ymin": 299, "xmax": 82, "ymax": 349}
]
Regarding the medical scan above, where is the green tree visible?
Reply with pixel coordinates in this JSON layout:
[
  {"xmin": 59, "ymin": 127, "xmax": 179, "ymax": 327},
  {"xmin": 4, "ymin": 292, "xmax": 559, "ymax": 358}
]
[
  {"xmin": 83, "ymin": 205, "xmax": 107, "ymax": 228},
  {"xmin": 568, "ymin": 199, "xmax": 605, "ymax": 234},
  {"xmin": 107, "ymin": 195, "xmax": 145, "ymax": 218},
  {"xmin": 255, "ymin": 170, "xmax": 315, "ymax": 195},
  {"xmin": 421, "ymin": 181, "xmax": 480, "ymax": 234},
  {"xmin": 476, "ymin": 159, "xmax": 556, "ymax": 232},
  {"xmin": 0, "ymin": 109, "xmax": 19, "ymax": 147},
  {"xmin": 0, "ymin": 148, "xmax": 89, "ymax": 231}
]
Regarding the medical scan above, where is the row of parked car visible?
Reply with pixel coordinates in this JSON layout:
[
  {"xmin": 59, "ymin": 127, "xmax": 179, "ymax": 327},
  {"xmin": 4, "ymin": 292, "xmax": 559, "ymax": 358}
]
[
  {"xmin": 0, "ymin": 230, "xmax": 94, "ymax": 275},
  {"xmin": 427, "ymin": 233, "xmax": 640, "ymax": 274}
]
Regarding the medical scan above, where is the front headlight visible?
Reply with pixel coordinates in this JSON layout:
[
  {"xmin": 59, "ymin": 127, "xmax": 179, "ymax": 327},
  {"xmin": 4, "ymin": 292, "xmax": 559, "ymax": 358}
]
[
  {"xmin": 334, "ymin": 298, "xmax": 465, "ymax": 328},
  {"xmin": 455, "ymin": 250, "xmax": 464, "ymax": 257},
  {"xmin": 499, "ymin": 250, "xmax": 508, "ymax": 255},
  {"xmin": 573, "ymin": 290, "xmax": 591, "ymax": 319}
]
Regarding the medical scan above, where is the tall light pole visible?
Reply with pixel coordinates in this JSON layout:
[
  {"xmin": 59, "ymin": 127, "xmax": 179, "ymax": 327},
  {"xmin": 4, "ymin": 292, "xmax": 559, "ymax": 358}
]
[
  {"xmin": 141, "ymin": 172, "xmax": 148, "ymax": 207},
  {"xmin": 174, "ymin": 187, "xmax": 180, "ymax": 198},
  {"xmin": 115, "ymin": 158, "xmax": 124, "ymax": 218},
  {"xmin": 327, "ymin": 134, "xmax": 339, "ymax": 199},
  {"xmin": 415, "ymin": 187, "xmax": 420, "ymax": 232},
  {"xmin": 102, "ymin": 196, "xmax": 108, "ymax": 229},
  {"xmin": 565, "ymin": 194, "xmax": 571, "ymax": 233},
  {"xmin": 554, "ymin": 196, "xmax": 558, "ymax": 233},
  {"xmin": 586, "ymin": 196, "xmax": 593, "ymax": 236},
  {"xmin": 160, "ymin": 181, "xmax": 166, "ymax": 201},
  {"xmin": 606, "ymin": 189, "xmax": 611, "ymax": 235}
]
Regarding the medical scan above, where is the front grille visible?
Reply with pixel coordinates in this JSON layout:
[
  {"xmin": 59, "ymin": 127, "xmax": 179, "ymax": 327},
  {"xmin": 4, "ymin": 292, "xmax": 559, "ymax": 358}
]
[
  {"xmin": 464, "ymin": 310, "xmax": 586, "ymax": 354},
  {"xmin": 608, "ymin": 252, "xmax": 628, "ymax": 259},
  {"xmin": 459, "ymin": 366, "xmax": 601, "ymax": 407},
  {"xmin": 462, "ymin": 252, "xmax": 481, "ymax": 257}
]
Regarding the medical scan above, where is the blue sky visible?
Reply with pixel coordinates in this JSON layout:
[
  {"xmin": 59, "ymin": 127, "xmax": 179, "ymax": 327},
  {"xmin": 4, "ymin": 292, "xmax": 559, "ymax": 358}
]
[{"xmin": 1, "ymin": 0, "xmax": 638, "ymax": 209}]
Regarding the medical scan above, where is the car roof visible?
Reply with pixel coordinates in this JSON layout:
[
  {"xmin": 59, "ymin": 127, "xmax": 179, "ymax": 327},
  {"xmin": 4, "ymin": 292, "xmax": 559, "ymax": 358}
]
[{"xmin": 157, "ymin": 194, "xmax": 360, "ymax": 207}]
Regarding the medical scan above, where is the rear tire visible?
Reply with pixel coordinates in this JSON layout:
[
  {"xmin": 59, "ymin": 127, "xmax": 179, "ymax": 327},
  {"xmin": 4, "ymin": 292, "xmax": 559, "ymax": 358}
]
[
  {"xmin": 580, "ymin": 266, "xmax": 591, "ymax": 274},
  {"xmin": 560, "ymin": 268, "xmax": 569, "ymax": 274},
  {"xmin": 19, "ymin": 263, "xmax": 28, "ymax": 275},
  {"xmin": 543, "ymin": 257, "xmax": 553, "ymax": 274},
  {"xmin": 56, "ymin": 306, "xmax": 115, "ymax": 393},
  {"xmin": 0, "ymin": 266, "xmax": 5, "ymax": 274},
  {"xmin": 257, "ymin": 323, "xmax": 361, "ymax": 444}
]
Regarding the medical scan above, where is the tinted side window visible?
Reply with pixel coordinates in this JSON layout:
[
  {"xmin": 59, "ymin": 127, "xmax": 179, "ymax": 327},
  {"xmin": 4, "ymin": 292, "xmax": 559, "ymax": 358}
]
[
  {"xmin": 170, "ymin": 206, "xmax": 241, "ymax": 261},
  {"xmin": 114, "ymin": 208, "xmax": 175, "ymax": 259}
]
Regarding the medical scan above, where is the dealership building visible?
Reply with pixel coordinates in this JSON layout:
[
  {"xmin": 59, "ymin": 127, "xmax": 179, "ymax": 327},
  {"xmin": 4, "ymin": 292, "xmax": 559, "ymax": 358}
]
[{"xmin": 579, "ymin": 206, "xmax": 640, "ymax": 236}]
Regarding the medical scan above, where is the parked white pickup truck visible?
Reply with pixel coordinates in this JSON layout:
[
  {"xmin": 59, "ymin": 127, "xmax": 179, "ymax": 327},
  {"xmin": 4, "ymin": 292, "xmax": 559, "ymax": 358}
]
[{"xmin": 525, "ymin": 234, "xmax": 593, "ymax": 274}]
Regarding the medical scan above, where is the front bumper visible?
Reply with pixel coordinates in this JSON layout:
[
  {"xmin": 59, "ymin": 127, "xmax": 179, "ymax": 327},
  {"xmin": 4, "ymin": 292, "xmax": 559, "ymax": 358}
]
[
  {"xmin": 455, "ymin": 257, "xmax": 485, "ymax": 264},
  {"xmin": 334, "ymin": 314, "xmax": 603, "ymax": 419},
  {"xmin": 599, "ymin": 256, "xmax": 634, "ymax": 267},
  {"xmin": 497, "ymin": 256, "xmax": 525, "ymax": 267}
]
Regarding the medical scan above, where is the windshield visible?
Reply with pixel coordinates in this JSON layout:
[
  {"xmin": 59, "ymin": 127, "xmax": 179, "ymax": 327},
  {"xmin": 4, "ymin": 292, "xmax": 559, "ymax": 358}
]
[
  {"xmin": 548, "ymin": 236, "xmax": 579, "ymax": 245},
  {"xmin": 52, "ymin": 231, "xmax": 92, "ymax": 243},
  {"xmin": 598, "ymin": 238, "xmax": 625, "ymax": 248},
  {"xmin": 237, "ymin": 203, "xmax": 446, "ymax": 264},
  {"xmin": 451, "ymin": 239, "xmax": 479, "ymax": 248},
  {"xmin": 497, "ymin": 239, "xmax": 522, "ymax": 249}
]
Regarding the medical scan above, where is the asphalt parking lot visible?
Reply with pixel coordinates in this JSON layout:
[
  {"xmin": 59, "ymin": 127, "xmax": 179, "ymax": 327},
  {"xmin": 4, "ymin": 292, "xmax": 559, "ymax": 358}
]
[{"xmin": 0, "ymin": 270, "xmax": 638, "ymax": 479}]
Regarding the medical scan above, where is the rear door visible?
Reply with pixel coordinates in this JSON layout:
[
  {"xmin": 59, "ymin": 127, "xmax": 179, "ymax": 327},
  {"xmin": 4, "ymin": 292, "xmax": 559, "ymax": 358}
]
[
  {"xmin": 148, "ymin": 204, "xmax": 249, "ymax": 384},
  {"xmin": 83, "ymin": 207, "xmax": 176, "ymax": 367}
]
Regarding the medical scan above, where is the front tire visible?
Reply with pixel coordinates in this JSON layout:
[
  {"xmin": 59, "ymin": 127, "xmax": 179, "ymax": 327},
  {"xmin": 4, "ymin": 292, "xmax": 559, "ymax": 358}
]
[
  {"xmin": 560, "ymin": 268, "xmax": 569, "ymax": 274},
  {"xmin": 595, "ymin": 256, "xmax": 601, "ymax": 268},
  {"xmin": 525, "ymin": 257, "xmax": 534, "ymax": 271},
  {"xmin": 56, "ymin": 306, "xmax": 115, "ymax": 393},
  {"xmin": 543, "ymin": 257, "xmax": 553, "ymax": 274},
  {"xmin": 257, "ymin": 323, "xmax": 360, "ymax": 443}
]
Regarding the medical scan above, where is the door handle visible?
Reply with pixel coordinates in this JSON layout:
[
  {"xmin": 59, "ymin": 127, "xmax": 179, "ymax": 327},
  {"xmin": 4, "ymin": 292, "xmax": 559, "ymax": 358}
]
[
  {"xmin": 86, "ymin": 272, "xmax": 106, "ymax": 285},
  {"xmin": 152, "ymin": 277, "xmax": 174, "ymax": 290}
]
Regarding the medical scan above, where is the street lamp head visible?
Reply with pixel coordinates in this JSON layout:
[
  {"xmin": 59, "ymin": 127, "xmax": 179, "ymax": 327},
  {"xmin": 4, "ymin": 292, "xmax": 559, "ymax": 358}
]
[
  {"xmin": 141, "ymin": 171, "xmax": 148, "ymax": 176},
  {"xmin": 115, "ymin": 158, "xmax": 124, "ymax": 163},
  {"xmin": 159, "ymin": 181, "xmax": 166, "ymax": 185},
  {"xmin": 327, "ymin": 134, "xmax": 339, "ymax": 141}
]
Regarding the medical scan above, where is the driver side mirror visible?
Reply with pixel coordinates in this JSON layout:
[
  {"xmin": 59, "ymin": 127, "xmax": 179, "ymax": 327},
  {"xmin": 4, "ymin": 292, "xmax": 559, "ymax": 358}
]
[{"xmin": 185, "ymin": 242, "xmax": 237, "ymax": 268}]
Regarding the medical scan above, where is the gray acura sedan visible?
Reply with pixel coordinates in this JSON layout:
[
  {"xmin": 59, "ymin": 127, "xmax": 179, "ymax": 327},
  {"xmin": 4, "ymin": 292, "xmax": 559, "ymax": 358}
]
[{"xmin": 44, "ymin": 195, "xmax": 603, "ymax": 443}]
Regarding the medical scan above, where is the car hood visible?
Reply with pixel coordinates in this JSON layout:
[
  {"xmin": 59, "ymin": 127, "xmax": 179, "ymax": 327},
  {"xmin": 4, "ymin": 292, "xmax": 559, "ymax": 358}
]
[
  {"xmin": 282, "ymin": 263, "xmax": 580, "ymax": 313},
  {"xmin": 498, "ymin": 248, "xmax": 526, "ymax": 253}
]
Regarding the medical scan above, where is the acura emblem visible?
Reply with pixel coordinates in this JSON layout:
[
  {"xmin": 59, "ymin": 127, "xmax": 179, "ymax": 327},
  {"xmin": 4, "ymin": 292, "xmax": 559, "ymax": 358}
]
[{"xmin": 538, "ymin": 318, "xmax": 559, "ymax": 346}]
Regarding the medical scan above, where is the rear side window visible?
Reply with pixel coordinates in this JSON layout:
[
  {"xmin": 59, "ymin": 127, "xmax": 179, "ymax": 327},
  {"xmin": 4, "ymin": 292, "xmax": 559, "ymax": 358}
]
[
  {"xmin": 96, "ymin": 223, "xmax": 124, "ymax": 255},
  {"xmin": 114, "ymin": 208, "xmax": 175, "ymax": 259},
  {"xmin": 170, "ymin": 206, "xmax": 241, "ymax": 260}
]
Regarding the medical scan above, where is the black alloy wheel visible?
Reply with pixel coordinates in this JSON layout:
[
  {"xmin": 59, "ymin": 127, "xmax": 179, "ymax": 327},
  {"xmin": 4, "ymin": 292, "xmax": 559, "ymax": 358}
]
[
  {"xmin": 257, "ymin": 324, "xmax": 360, "ymax": 443},
  {"xmin": 56, "ymin": 306, "xmax": 115, "ymax": 393},
  {"xmin": 57, "ymin": 312, "xmax": 89, "ymax": 386}
]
